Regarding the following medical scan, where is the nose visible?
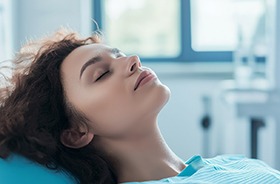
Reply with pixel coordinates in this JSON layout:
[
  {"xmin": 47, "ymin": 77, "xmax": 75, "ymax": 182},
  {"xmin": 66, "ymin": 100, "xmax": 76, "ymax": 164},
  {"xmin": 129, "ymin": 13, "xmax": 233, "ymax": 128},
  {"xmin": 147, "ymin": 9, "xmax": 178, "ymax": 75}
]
[{"xmin": 125, "ymin": 55, "xmax": 141, "ymax": 76}]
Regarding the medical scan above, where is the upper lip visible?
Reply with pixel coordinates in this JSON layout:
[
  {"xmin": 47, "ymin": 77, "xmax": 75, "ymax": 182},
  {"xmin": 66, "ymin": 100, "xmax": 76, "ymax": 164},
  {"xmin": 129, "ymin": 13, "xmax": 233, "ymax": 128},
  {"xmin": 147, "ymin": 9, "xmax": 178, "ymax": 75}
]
[{"xmin": 134, "ymin": 70, "xmax": 152, "ymax": 91}]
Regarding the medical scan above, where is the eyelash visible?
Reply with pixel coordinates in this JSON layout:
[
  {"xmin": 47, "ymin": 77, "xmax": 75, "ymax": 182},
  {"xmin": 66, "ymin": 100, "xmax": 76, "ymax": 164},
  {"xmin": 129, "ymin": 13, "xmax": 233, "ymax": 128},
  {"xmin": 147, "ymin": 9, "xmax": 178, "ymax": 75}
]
[
  {"xmin": 95, "ymin": 71, "xmax": 110, "ymax": 81},
  {"xmin": 94, "ymin": 52, "xmax": 123, "ymax": 82},
  {"xmin": 116, "ymin": 54, "xmax": 123, "ymax": 58}
]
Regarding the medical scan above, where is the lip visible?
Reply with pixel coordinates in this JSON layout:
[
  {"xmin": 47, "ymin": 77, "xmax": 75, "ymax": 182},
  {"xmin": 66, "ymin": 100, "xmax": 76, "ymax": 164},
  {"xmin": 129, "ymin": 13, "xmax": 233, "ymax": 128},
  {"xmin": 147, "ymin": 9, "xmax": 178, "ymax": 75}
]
[{"xmin": 134, "ymin": 70, "xmax": 156, "ymax": 91}]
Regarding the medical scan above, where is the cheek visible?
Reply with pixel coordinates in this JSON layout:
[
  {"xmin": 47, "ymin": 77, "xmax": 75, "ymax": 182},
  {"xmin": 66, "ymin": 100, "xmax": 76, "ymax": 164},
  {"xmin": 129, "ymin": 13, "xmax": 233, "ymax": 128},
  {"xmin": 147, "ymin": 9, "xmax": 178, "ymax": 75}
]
[{"xmin": 80, "ymin": 85, "xmax": 134, "ymax": 135}]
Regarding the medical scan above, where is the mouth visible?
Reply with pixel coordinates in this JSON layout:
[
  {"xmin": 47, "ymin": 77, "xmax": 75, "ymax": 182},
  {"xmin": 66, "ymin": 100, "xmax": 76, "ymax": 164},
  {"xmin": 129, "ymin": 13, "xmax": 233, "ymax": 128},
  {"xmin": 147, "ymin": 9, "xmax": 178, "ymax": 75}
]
[{"xmin": 134, "ymin": 70, "xmax": 155, "ymax": 91}]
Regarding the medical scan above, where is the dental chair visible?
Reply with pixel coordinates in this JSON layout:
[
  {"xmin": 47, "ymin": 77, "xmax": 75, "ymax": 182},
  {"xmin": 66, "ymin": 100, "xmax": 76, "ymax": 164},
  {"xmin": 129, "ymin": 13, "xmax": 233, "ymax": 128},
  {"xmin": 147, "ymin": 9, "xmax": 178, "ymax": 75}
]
[{"xmin": 0, "ymin": 154, "xmax": 75, "ymax": 184}]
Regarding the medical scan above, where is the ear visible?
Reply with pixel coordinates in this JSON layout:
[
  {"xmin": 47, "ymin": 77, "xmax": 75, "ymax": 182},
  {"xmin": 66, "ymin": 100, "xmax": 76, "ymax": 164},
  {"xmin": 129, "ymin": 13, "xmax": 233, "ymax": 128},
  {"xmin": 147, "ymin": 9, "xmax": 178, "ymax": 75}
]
[{"xmin": 60, "ymin": 128, "xmax": 94, "ymax": 149}]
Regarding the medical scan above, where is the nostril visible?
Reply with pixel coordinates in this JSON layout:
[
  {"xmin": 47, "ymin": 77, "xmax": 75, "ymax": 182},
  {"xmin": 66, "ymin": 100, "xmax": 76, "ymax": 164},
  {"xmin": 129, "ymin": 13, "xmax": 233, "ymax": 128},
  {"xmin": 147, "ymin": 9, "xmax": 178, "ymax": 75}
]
[{"xmin": 130, "ymin": 63, "xmax": 136, "ymax": 72}]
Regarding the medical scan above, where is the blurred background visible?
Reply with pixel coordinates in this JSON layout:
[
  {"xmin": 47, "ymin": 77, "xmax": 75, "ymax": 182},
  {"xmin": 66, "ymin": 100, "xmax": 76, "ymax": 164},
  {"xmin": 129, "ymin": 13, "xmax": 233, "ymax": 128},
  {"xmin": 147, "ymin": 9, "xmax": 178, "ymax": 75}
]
[{"xmin": 0, "ymin": 0, "xmax": 279, "ymax": 170}]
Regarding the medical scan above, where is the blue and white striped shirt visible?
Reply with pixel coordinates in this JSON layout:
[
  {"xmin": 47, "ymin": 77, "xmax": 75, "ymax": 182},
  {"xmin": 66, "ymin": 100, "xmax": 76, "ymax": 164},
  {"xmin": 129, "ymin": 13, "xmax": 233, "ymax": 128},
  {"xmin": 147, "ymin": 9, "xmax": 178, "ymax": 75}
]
[{"xmin": 124, "ymin": 155, "xmax": 280, "ymax": 184}]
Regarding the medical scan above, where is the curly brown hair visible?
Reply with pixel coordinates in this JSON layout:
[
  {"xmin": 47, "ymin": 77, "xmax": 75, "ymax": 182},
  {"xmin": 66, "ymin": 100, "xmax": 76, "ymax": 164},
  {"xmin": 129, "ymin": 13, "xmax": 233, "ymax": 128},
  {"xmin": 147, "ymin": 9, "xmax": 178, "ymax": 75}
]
[{"xmin": 0, "ymin": 28, "xmax": 117, "ymax": 183}]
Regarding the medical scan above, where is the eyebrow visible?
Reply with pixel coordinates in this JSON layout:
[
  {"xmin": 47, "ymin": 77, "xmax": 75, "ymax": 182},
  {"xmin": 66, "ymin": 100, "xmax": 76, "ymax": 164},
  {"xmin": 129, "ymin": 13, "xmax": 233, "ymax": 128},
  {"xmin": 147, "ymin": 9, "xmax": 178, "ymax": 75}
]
[
  {"xmin": 79, "ymin": 48, "xmax": 120, "ymax": 79},
  {"xmin": 79, "ymin": 56, "xmax": 102, "ymax": 79}
]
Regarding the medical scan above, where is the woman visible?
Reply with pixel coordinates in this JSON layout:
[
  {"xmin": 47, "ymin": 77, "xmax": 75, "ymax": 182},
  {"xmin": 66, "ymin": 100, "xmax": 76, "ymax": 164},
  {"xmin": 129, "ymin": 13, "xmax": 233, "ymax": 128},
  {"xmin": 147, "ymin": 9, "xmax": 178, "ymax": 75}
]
[{"xmin": 0, "ymin": 29, "xmax": 279, "ymax": 184}]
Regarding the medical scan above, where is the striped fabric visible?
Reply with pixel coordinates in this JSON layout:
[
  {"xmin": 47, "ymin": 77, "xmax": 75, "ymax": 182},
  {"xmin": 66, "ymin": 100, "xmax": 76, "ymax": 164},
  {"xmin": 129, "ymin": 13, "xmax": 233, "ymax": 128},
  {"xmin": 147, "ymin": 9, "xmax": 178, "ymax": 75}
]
[{"xmin": 124, "ymin": 155, "xmax": 280, "ymax": 184}]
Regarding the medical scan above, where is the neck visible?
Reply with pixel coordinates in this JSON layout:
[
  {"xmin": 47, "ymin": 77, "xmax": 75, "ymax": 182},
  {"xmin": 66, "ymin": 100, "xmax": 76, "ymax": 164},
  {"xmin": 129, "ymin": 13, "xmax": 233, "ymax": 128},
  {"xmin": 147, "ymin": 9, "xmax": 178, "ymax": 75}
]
[{"xmin": 93, "ymin": 125, "xmax": 186, "ymax": 183}]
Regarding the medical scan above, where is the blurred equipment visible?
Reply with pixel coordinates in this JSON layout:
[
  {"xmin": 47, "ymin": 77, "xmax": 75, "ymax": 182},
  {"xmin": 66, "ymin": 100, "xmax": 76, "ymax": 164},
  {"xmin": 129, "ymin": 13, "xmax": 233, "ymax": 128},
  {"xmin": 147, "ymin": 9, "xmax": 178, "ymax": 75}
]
[
  {"xmin": 250, "ymin": 118, "xmax": 265, "ymax": 159},
  {"xmin": 220, "ymin": 0, "xmax": 280, "ymax": 170},
  {"xmin": 201, "ymin": 95, "xmax": 212, "ymax": 158}
]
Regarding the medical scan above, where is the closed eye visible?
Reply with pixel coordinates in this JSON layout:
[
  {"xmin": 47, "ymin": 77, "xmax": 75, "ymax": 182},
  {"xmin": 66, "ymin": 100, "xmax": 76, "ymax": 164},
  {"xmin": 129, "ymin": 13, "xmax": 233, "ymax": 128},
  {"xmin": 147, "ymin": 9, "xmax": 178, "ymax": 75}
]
[
  {"xmin": 116, "ymin": 53, "xmax": 125, "ymax": 58},
  {"xmin": 95, "ymin": 71, "xmax": 110, "ymax": 81}
]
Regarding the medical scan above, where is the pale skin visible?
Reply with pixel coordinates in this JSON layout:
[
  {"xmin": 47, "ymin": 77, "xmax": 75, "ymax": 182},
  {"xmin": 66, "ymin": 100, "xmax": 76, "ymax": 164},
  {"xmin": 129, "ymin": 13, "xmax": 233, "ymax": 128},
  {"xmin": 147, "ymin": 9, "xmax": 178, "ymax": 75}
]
[{"xmin": 60, "ymin": 43, "xmax": 187, "ymax": 183}]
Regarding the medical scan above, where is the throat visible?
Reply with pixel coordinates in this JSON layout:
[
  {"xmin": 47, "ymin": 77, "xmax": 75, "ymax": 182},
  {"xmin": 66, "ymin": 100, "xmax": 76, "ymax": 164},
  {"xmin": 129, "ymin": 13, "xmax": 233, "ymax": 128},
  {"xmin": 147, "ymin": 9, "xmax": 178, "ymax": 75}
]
[
  {"xmin": 118, "ymin": 156, "xmax": 186, "ymax": 183},
  {"xmin": 115, "ymin": 140, "xmax": 187, "ymax": 183},
  {"xmin": 93, "ymin": 125, "xmax": 186, "ymax": 183}
]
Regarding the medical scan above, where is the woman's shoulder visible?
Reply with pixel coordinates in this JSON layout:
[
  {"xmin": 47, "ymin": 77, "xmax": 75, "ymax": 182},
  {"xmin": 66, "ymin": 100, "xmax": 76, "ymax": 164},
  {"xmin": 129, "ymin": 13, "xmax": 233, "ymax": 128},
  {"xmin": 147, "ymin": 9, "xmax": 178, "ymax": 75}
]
[{"xmin": 0, "ymin": 154, "xmax": 75, "ymax": 184}]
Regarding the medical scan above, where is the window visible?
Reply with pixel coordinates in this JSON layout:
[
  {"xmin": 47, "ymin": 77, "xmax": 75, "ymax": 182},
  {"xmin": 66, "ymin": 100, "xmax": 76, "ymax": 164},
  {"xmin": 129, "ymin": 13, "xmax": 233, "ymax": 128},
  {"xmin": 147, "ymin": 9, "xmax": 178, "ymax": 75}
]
[
  {"xmin": 93, "ymin": 0, "xmax": 267, "ymax": 62},
  {"xmin": 190, "ymin": 0, "xmax": 266, "ymax": 62},
  {"xmin": 94, "ymin": 0, "xmax": 181, "ymax": 61}
]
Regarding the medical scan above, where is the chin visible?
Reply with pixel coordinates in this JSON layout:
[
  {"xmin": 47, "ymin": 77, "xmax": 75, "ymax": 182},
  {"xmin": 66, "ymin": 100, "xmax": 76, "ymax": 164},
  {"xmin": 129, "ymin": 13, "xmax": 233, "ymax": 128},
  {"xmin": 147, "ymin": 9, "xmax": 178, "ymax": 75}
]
[
  {"xmin": 151, "ymin": 83, "xmax": 171, "ymax": 113},
  {"xmin": 160, "ymin": 84, "xmax": 171, "ymax": 105}
]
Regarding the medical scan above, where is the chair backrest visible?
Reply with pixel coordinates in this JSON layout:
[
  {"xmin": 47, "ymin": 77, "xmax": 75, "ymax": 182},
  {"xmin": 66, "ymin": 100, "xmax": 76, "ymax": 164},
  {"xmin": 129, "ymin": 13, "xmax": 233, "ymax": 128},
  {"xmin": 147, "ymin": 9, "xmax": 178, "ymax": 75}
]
[{"xmin": 0, "ymin": 154, "xmax": 75, "ymax": 184}]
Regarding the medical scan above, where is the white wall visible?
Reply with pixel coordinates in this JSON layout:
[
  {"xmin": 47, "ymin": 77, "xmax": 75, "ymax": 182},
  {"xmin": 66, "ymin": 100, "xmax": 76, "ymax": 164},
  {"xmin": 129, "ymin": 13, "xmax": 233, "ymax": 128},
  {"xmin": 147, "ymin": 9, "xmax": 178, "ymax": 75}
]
[
  {"xmin": 11, "ymin": 0, "xmax": 277, "ymax": 169},
  {"xmin": 13, "ymin": 0, "xmax": 92, "ymax": 51}
]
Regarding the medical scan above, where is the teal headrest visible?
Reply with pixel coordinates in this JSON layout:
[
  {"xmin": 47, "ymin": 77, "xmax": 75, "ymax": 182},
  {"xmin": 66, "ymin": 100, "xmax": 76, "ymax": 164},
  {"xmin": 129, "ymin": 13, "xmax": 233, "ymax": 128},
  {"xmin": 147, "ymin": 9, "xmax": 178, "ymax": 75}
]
[{"xmin": 0, "ymin": 154, "xmax": 75, "ymax": 184}]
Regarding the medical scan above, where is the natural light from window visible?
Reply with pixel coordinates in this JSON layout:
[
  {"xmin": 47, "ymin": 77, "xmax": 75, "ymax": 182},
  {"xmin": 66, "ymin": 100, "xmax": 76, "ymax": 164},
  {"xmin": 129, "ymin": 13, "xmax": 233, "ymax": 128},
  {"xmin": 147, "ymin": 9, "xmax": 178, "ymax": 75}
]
[
  {"xmin": 191, "ymin": 0, "xmax": 266, "ymax": 52},
  {"xmin": 102, "ymin": 0, "xmax": 181, "ymax": 58}
]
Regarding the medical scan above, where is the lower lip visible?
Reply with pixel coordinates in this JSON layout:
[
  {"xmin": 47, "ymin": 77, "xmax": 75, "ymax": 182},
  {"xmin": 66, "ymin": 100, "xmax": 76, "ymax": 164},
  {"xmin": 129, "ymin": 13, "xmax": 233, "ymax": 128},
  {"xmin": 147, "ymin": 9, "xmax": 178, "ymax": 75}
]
[{"xmin": 137, "ymin": 73, "xmax": 157, "ymax": 90}]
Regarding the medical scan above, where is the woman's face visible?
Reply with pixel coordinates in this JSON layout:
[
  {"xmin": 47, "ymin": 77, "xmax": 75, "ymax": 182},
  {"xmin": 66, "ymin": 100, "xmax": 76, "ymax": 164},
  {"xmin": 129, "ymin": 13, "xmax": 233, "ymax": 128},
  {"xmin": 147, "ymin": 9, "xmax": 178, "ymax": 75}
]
[{"xmin": 60, "ymin": 43, "xmax": 170, "ymax": 138}]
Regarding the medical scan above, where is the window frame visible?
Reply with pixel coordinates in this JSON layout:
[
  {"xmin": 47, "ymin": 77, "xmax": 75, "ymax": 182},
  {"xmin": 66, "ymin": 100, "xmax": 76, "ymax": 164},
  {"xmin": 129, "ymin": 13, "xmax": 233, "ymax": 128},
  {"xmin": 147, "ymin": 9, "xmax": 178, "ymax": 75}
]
[{"xmin": 93, "ymin": 0, "xmax": 264, "ymax": 63}]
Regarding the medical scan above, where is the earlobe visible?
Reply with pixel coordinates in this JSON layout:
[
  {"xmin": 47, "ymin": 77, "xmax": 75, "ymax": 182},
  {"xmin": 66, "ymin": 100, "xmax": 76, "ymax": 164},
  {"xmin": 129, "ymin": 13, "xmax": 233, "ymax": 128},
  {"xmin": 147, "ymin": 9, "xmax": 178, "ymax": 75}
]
[{"xmin": 60, "ymin": 129, "xmax": 94, "ymax": 149}]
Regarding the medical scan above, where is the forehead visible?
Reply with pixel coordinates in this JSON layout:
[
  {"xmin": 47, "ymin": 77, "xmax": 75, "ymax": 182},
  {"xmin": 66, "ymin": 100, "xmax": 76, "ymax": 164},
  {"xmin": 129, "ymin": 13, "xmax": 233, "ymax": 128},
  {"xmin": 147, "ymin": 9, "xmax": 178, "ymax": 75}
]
[{"xmin": 64, "ymin": 43, "xmax": 110, "ymax": 64}]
